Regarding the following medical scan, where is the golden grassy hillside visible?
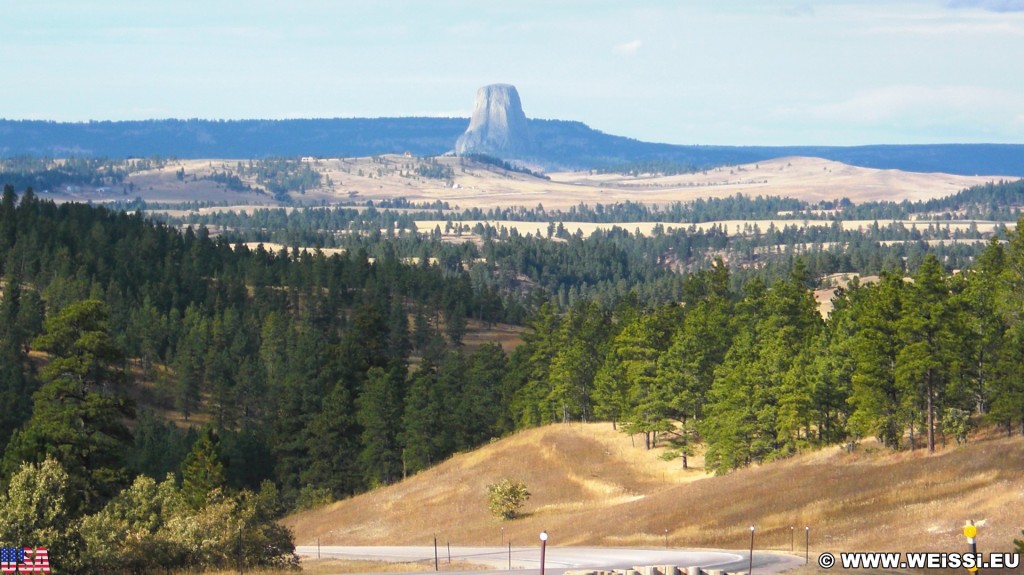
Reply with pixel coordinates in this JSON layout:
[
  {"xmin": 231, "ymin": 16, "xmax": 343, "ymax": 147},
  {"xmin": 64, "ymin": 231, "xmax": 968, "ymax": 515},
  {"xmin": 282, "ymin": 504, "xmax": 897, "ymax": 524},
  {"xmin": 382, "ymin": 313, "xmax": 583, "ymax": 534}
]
[
  {"xmin": 285, "ymin": 423, "xmax": 1024, "ymax": 557},
  {"xmin": 86, "ymin": 155, "xmax": 1008, "ymax": 210}
]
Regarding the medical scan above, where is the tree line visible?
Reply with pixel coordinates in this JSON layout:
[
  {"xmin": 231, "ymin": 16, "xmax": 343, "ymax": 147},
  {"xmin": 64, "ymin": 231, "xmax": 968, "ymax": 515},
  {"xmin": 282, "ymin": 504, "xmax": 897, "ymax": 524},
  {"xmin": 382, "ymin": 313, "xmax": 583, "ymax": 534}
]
[{"xmin": 505, "ymin": 242, "xmax": 1024, "ymax": 473}]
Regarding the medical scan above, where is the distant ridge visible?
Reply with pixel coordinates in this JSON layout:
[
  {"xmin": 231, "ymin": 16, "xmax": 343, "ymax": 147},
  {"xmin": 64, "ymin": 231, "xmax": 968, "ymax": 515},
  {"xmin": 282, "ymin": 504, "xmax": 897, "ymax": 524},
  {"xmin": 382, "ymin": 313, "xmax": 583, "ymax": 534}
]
[
  {"xmin": 2, "ymin": 117, "xmax": 1023, "ymax": 176},
  {"xmin": 0, "ymin": 117, "xmax": 466, "ymax": 159}
]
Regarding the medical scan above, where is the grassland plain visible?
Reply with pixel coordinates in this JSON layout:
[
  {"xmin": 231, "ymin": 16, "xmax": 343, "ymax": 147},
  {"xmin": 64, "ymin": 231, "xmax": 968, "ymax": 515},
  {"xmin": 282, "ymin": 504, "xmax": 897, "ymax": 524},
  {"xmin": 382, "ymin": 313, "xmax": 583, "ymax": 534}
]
[
  {"xmin": 75, "ymin": 156, "xmax": 1009, "ymax": 210},
  {"xmin": 284, "ymin": 423, "xmax": 1023, "ymax": 574}
]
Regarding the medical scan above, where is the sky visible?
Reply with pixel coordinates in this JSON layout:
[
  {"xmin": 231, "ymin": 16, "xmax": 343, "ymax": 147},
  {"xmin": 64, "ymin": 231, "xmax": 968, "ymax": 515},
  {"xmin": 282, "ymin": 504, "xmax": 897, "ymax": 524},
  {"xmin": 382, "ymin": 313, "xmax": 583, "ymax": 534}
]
[{"xmin": 2, "ymin": 0, "xmax": 1023, "ymax": 146}]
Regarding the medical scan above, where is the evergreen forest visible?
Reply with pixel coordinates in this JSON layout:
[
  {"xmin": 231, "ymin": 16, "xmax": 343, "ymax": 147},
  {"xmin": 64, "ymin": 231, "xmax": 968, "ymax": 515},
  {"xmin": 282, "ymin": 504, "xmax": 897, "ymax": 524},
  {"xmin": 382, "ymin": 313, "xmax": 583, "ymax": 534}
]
[{"xmin": 2, "ymin": 175, "xmax": 1024, "ymax": 572}]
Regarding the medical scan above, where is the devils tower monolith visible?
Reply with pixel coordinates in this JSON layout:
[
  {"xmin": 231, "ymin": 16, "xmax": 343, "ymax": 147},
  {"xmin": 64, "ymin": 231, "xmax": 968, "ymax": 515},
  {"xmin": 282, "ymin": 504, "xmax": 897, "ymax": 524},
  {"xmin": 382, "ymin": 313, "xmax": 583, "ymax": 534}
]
[{"xmin": 455, "ymin": 84, "xmax": 533, "ymax": 159}]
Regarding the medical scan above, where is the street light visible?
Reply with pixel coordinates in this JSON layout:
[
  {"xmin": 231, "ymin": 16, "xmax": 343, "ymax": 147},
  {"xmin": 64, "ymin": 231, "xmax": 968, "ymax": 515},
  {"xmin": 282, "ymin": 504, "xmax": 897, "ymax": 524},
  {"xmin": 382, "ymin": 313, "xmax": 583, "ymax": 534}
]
[
  {"xmin": 748, "ymin": 526, "xmax": 755, "ymax": 575},
  {"xmin": 804, "ymin": 527, "xmax": 810, "ymax": 564},
  {"xmin": 539, "ymin": 531, "xmax": 549, "ymax": 575},
  {"xmin": 664, "ymin": 529, "xmax": 669, "ymax": 548},
  {"xmin": 790, "ymin": 526, "xmax": 794, "ymax": 553}
]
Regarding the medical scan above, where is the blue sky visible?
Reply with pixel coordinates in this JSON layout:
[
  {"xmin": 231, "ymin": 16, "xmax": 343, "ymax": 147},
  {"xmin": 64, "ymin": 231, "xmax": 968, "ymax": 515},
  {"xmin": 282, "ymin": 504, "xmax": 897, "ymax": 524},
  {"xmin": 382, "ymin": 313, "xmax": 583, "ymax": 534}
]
[{"xmin": 3, "ymin": 0, "xmax": 1023, "ymax": 145}]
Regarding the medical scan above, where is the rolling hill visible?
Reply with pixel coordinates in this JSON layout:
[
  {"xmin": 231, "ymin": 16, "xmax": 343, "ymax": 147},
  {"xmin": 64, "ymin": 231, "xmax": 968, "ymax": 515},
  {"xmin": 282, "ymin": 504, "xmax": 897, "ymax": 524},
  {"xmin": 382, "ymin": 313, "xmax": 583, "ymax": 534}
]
[
  {"xmin": 285, "ymin": 423, "xmax": 1024, "ymax": 559},
  {"xmin": 36, "ymin": 155, "xmax": 1011, "ymax": 211}
]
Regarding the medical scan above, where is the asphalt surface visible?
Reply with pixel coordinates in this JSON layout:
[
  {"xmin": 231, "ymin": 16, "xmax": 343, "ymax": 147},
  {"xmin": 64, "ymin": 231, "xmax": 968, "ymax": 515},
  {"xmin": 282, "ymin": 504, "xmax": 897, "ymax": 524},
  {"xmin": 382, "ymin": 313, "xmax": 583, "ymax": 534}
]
[{"xmin": 295, "ymin": 545, "xmax": 805, "ymax": 575}]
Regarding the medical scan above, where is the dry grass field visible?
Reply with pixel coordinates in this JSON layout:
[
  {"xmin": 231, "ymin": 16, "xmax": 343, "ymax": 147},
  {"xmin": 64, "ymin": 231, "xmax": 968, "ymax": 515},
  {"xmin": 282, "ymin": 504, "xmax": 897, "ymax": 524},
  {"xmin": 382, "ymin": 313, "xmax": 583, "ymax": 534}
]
[
  {"xmin": 549, "ymin": 157, "xmax": 1002, "ymax": 206},
  {"xmin": 76, "ymin": 155, "xmax": 1010, "ymax": 212},
  {"xmin": 285, "ymin": 423, "xmax": 1024, "ymax": 566},
  {"xmin": 291, "ymin": 155, "xmax": 1006, "ymax": 209},
  {"xmin": 460, "ymin": 319, "xmax": 526, "ymax": 353}
]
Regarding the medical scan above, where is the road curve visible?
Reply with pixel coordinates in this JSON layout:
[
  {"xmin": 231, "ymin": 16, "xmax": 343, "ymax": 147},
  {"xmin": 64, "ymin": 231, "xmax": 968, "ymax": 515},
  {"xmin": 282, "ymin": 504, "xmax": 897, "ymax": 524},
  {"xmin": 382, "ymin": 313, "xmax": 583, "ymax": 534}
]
[{"xmin": 295, "ymin": 545, "xmax": 804, "ymax": 575}]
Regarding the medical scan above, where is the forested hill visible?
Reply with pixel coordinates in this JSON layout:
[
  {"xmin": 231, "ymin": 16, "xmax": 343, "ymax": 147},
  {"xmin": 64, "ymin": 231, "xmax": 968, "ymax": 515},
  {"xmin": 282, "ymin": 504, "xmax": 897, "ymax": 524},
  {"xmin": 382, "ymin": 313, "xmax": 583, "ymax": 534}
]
[
  {"xmin": 3, "ymin": 185, "xmax": 1024, "ymax": 570},
  {"xmin": 3, "ymin": 117, "xmax": 1024, "ymax": 176},
  {"xmin": 0, "ymin": 185, "xmax": 512, "ymax": 571}
]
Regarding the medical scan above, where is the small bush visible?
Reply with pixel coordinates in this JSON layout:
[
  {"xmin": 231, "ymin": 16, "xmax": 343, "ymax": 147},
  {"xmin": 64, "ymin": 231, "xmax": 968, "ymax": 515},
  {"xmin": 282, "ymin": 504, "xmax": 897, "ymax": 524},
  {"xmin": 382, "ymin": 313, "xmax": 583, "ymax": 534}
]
[
  {"xmin": 486, "ymin": 479, "xmax": 530, "ymax": 520},
  {"xmin": 295, "ymin": 485, "xmax": 333, "ymax": 511}
]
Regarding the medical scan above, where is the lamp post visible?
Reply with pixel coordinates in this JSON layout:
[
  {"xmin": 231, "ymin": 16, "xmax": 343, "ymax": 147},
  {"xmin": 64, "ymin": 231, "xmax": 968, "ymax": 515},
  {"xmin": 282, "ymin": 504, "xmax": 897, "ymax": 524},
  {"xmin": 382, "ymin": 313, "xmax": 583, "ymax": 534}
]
[
  {"xmin": 748, "ymin": 526, "xmax": 755, "ymax": 575},
  {"xmin": 539, "ymin": 531, "xmax": 548, "ymax": 575},
  {"xmin": 664, "ymin": 529, "xmax": 669, "ymax": 548},
  {"xmin": 804, "ymin": 527, "xmax": 810, "ymax": 564},
  {"xmin": 790, "ymin": 526, "xmax": 794, "ymax": 553}
]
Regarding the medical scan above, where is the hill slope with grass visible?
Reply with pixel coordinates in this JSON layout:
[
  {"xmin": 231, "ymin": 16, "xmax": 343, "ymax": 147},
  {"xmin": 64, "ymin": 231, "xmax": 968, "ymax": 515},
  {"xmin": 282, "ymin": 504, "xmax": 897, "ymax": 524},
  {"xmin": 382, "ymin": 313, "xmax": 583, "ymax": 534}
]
[{"xmin": 286, "ymin": 423, "xmax": 1024, "ymax": 557}]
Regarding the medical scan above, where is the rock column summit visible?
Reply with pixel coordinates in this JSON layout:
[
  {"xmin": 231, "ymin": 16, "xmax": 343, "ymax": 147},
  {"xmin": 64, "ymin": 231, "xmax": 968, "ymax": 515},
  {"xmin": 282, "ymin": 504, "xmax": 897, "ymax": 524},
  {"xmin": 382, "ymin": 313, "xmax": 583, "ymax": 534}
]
[{"xmin": 455, "ymin": 84, "xmax": 533, "ymax": 159}]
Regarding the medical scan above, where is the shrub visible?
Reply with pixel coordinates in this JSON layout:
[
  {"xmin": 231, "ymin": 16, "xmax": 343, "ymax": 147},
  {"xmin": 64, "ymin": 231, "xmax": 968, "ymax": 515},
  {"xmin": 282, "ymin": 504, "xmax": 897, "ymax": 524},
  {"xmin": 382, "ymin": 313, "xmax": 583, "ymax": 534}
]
[{"xmin": 486, "ymin": 479, "xmax": 530, "ymax": 520}]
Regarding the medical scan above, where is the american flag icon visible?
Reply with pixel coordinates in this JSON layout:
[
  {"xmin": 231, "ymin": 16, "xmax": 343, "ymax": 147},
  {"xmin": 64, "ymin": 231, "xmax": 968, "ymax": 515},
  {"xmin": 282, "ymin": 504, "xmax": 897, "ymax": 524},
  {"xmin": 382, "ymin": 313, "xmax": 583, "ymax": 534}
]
[
  {"xmin": 23, "ymin": 548, "xmax": 50, "ymax": 573},
  {"xmin": 0, "ymin": 547, "xmax": 24, "ymax": 573},
  {"xmin": 0, "ymin": 548, "xmax": 49, "ymax": 573}
]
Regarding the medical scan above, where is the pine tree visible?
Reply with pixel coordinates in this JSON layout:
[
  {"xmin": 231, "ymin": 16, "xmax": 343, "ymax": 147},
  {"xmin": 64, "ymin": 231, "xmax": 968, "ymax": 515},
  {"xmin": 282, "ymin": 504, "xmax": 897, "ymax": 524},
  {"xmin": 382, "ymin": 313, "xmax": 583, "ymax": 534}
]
[
  {"xmin": 2, "ymin": 300, "xmax": 134, "ymax": 514},
  {"xmin": 434, "ymin": 352, "xmax": 466, "ymax": 453},
  {"xmin": 180, "ymin": 426, "xmax": 226, "ymax": 509},
  {"xmin": 510, "ymin": 303, "xmax": 562, "ymax": 426},
  {"xmin": 173, "ymin": 305, "xmax": 208, "ymax": 421},
  {"xmin": 356, "ymin": 367, "xmax": 403, "ymax": 486},
  {"xmin": 0, "ymin": 275, "xmax": 34, "ymax": 447},
  {"xmin": 702, "ymin": 306, "xmax": 764, "ymax": 473},
  {"xmin": 258, "ymin": 310, "xmax": 289, "ymax": 385},
  {"xmin": 896, "ymin": 255, "xmax": 956, "ymax": 452},
  {"xmin": 387, "ymin": 298, "xmax": 412, "ymax": 369},
  {"xmin": 0, "ymin": 185, "xmax": 17, "ymax": 260},
  {"xmin": 701, "ymin": 273, "xmax": 822, "ymax": 472},
  {"xmin": 986, "ymin": 224, "xmax": 1024, "ymax": 435},
  {"xmin": 546, "ymin": 300, "xmax": 609, "ymax": 423},
  {"xmin": 765, "ymin": 264, "xmax": 825, "ymax": 453},
  {"xmin": 457, "ymin": 343, "xmax": 507, "ymax": 445},
  {"xmin": 302, "ymin": 380, "xmax": 362, "ymax": 496},
  {"xmin": 601, "ymin": 306, "xmax": 681, "ymax": 449},
  {"xmin": 961, "ymin": 238, "xmax": 1007, "ymax": 416},
  {"xmin": 125, "ymin": 410, "xmax": 194, "ymax": 481},
  {"xmin": 655, "ymin": 268, "xmax": 735, "ymax": 466},
  {"xmin": 400, "ymin": 364, "xmax": 443, "ymax": 474},
  {"xmin": 847, "ymin": 273, "xmax": 907, "ymax": 448}
]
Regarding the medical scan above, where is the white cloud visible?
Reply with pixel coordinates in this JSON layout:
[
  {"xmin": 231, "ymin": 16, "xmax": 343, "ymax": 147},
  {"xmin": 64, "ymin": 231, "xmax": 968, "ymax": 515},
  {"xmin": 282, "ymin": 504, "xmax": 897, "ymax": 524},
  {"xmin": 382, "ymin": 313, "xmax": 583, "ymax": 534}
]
[
  {"xmin": 799, "ymin": 85, "xmax": 1024, "ymax": 129},
  {"xmin": 612, "ymin": 39, "xmax": 642, "ymax": 56},
  {"xmin": 867, "ymin": 20, "xmax": 1024, "ymax": 35},
  {"xmin": 812, "ymin": 86, "xmax": 969, "ymax": 117},
  {"xmin": 947, "ymin": 0, "xmax": 1024, "ymax": 12},
  {"xmin": 782, "ymin": 4, "xmax": 815, "ymax": 17}
]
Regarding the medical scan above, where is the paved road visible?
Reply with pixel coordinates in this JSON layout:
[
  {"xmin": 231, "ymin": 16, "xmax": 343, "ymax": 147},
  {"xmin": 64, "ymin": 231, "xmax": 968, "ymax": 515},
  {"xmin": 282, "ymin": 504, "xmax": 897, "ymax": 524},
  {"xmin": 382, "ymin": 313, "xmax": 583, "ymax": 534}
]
[{"xmin": 295, "ymin": 545, "xmax": 804, "ymax": 575}]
